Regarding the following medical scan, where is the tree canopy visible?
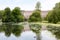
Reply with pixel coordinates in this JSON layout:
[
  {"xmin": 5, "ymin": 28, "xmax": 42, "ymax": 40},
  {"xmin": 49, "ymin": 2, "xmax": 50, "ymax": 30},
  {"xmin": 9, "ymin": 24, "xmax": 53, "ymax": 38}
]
[
  {"xmin": 28, "ymin": 2, "xmax": 42, "ymax": 22},
  {"xmin": 11, "ymin": 7, "xmax": 24, "ymax": 23},
  {"xmin": 2, "ymin": 7, "xmax": 11, "ymax": 22},
  {"xmin": 46, "ymin": 2, "xmax": 60, "ymax": 24},
  {"xmin": 2, "ymin": 7, "xmax": 24, "ymax": 23}
]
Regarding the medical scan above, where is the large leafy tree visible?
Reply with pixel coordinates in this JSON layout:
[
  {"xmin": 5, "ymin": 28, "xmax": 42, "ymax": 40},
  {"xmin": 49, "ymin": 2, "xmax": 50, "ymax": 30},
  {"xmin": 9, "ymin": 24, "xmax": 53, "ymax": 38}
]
[
  {"xmin": 28, "ymin": 2, "xmax": 42, "ymax": 22},
  {"xmin": 2, "ymin": 7, "xmax": 11, "ymax": 22},
  {"xmin": 44, "ymin": 11, "xmax": 51, "ymax": 21},
  {"xmin": 46, "ymin": 2, "xmax": 60, "ymax": 24},
  {"xmin": 47, "ymin": 10, "xmax": 58, "ymax": 24},
  {"xmin": 54, "ymin": 2, "xmax": 60, "ymax": 21},
  {"xmin": 11, "ymin": 7, "xmax": 24, "ymax": 23}
]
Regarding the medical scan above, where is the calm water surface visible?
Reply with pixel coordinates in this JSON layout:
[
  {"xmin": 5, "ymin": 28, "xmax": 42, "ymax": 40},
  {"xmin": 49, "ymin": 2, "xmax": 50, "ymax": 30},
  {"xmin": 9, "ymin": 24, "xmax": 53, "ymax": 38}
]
[{"xmin": 0, "ymin": 23, "xmax": 59, "ymax": 40}]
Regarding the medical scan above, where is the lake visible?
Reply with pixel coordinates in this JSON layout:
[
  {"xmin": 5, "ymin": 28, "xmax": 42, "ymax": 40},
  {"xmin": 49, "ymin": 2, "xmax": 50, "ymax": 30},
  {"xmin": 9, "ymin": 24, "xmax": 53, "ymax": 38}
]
[{"xmin": 0, "ymin": 22, "xmax": 60, "ymax": 40}]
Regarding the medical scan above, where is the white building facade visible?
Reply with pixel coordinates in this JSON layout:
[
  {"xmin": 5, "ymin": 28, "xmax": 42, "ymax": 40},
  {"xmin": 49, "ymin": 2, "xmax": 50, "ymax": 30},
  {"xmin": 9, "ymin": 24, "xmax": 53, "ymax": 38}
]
[{"xmin": 22, "ymin": 10, "xmax": 48, "ymax": 19}]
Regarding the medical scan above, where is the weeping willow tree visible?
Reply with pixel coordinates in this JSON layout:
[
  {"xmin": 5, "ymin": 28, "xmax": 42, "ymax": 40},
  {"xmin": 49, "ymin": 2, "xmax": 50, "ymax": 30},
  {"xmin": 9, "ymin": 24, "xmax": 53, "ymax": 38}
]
[{"xmin": 29, "ymin": 24, "xmax": 41, "ymax": 40}]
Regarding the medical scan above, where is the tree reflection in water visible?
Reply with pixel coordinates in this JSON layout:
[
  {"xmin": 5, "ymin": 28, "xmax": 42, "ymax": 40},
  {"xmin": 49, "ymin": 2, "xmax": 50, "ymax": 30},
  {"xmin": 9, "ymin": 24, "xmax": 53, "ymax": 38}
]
[
  {"xmin": 29, "ymin": 24, "xmax": 41, "ymax": 40},
  {"xmin": 47, "ymin": 25, "xmax": 60, "ymax": 39},
  {"xmin": 0, "ymin": 23, "xmax": 24, "ymax": 37}
]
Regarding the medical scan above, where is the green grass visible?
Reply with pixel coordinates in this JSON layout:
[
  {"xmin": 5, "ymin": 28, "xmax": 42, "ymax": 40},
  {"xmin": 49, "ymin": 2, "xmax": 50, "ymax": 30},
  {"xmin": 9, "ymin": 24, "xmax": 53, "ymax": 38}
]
[
  {"xmin": 29, "ymin": 22, "xmax": 60, "ymax": 27},
  {"xmin": 8, "ymin": 21, "xmax": 60, "ymax": 27}
]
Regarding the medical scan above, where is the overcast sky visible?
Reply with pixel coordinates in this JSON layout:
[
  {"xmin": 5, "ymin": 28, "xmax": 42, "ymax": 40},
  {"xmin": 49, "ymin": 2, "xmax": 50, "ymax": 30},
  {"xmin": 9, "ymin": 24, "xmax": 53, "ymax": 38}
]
[{"xmin": 0, "ymin": 0, "xmax": 60, "ymax": 11}]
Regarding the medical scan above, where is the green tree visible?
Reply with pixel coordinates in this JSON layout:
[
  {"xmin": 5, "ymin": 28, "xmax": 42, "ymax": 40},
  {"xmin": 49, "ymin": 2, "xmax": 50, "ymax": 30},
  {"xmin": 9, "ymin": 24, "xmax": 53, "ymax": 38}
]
[
  {"xmin": 47, "ymin": 10, "xmax": 58, "ymax": 24},
  {"xmin": 35, "ymin": 1, "xmax": 41, "ymax": 10},
  {"xmin": 53, "ymin": 2, "xmax": 60, "ymax": 21},
  {"xmin": 2, "ymin": 7, "xmax": 11, "ymax": 22},
  {"xmin": 11, "ymin": 7, "xmax": 24, "ymax": 23},
  {"xmin": 28, "ymin": 2, "xmax": 42, "ymax": 22},
  {"xmin": 46, "ymin": 2, "xmax": 60, "ymax": 24},
  {"xmin": 45, "ymin": 11, "xmax": 52, "ymax": 21}
]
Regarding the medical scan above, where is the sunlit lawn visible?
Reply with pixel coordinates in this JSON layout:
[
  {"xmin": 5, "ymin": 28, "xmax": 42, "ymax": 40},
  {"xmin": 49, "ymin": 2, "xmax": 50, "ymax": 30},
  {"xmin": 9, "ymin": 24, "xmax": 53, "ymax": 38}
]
[
  {"xmin": 29, "ymin": 22, "xmax": 60, "ymax": 26},
  {"xmin": 17, "ymin": 21, "xmax": 60, "ymax": 27}
]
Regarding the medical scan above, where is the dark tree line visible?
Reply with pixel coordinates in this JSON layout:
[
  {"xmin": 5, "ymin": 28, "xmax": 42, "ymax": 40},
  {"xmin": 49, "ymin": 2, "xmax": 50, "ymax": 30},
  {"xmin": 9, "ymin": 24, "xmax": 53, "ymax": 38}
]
[
  {"xmin": 1, "ymin": 7, "xmax": 24, "ymax": 23},
  {"xmin": 0, "ymin": 2, "xmax": 42, "ymax": 23},
  {"xmin": 1, "ymin": 2, "xmax": 60, "ymax": 24}
]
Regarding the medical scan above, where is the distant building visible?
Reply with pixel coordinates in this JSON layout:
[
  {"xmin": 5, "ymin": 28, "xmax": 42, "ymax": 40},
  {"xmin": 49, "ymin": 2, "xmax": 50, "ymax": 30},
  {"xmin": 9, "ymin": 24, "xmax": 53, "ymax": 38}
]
[
  {"xmin": 41, "ymin": 11, "xmax": 48, "ymax": 18},
  {"xmin": 22, "ymin": 10, "xmax": 48, "ymax": 19}
]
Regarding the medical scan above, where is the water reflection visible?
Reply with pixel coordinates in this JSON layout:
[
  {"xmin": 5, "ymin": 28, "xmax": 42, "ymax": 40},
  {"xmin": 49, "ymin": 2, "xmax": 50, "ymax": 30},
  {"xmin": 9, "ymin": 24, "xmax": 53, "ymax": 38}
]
[
  {"xmin": 0, "ymin": 23, "xmax": 24, "ymax": 37},
  {"xmin": 29, "ymin": 24, "xmax": 41, "ymax": 33},
  {"xmin": 20, "ymin": 31, "xmax": 36, "ymax": 40},
  {"xmin": 47, "ymin": 25, "xmax": 60, "ymax": 39},
  {"xmin": 0, "ymin": 23, "xmax": 59, "ymax": 40},
  {"xmin": 0, "ymin": 31, "xmax": 36, "ymax": 40},
  {"xmin": 41, "ymin": 30, "xmax": 57, "ymax": 40},
  {"xmin": 29, "ymin": 24, "xmax": 41, "ymax": 40}
]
